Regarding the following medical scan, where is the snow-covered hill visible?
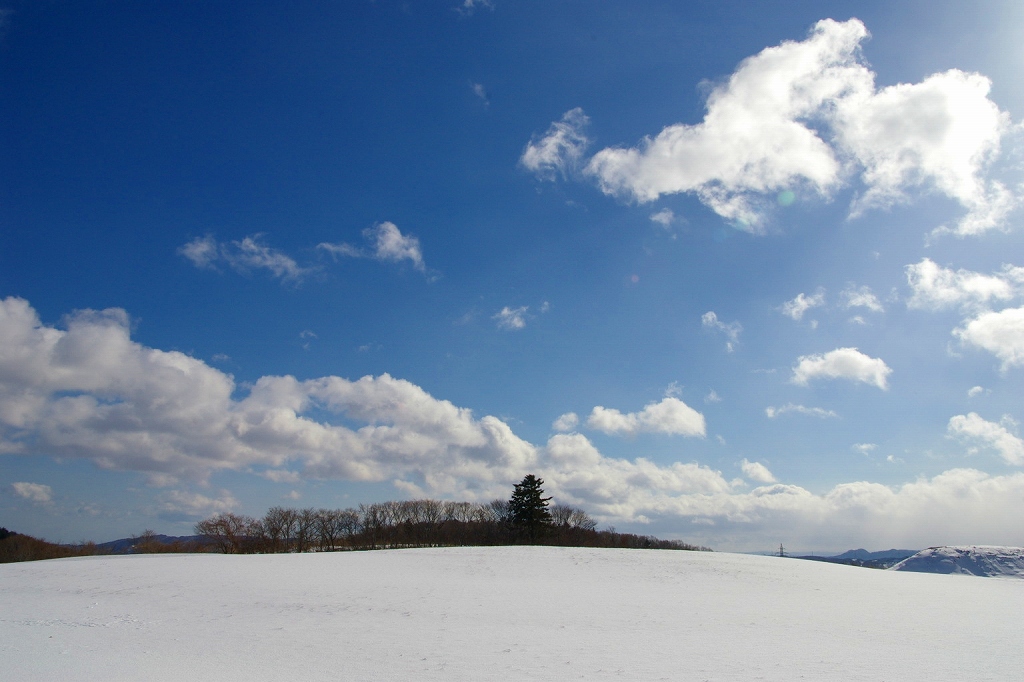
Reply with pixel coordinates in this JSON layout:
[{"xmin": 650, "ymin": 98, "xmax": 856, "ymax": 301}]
[
  {"xmin": 890, "ymin": 545, "xmax": 1024, "ymax": 578},
  {"xmin": 3, "ymin": 547, "xmax": 1023, "ymax": 681}
]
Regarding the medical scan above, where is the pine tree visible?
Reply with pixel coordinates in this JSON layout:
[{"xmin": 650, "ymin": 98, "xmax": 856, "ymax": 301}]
[{"xmin": 508, "ymin": 474, "xmax": 552, "ymax": 542}]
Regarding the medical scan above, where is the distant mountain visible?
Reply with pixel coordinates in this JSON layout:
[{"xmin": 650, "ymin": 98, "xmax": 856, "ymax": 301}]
[
  {"xmin": 832, "ymin": 548, "xmax": 918, "ymax": 562},
  {"xmin": 793, "ymin": 548, "xmax": 919, "ymax": 569},
  {"xmin": 95, "ymin": 534, "xmax": 211, "ymax": 554},
  {"xmin": 890, "ymin": 546, "xmax": 1024, "ymax": 578}
]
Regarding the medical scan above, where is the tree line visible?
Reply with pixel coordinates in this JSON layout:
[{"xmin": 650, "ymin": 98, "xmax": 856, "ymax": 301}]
[
  {"xmin": 194, "ymin": 475, "xmax": 710, "ymax": 554},
  {"xmin": 0, "ymin": 476, "xmax": 711, "ymax": 563}
]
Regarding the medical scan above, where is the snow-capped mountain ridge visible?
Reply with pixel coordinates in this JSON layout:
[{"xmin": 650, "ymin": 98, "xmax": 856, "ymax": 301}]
[{"xmin": 890, "ymin": 546, "xmax": 1024, "ymax": 578}]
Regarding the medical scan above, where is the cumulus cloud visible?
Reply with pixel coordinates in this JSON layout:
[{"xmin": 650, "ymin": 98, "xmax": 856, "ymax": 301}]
[
  {"xmin": 520, "ymin": 108, "xmax": 590, "ymax": 180},
  {"xmin": 0, "ymin": 297, "xmax": 537, "ymax": 496},
  {"xmin": 552, "ymin": 412, "xmax": 579, "ymax": 432},
  {"xmin": 781, "ymin": 289, "xmax": 826, "ymax": 320},
  {"xmin": 841, "ymin": 284, "xmax": 884, "ymax": 312},
  {"xmin": 947, "ymin": 413, "xmax": 1024, "ymax": 465},
  {"xmin": 586, "ymin": 397, "xmax": 706, "ymax": 438},
  {"xmin": 741, "ymin": 459, "xmax": 777, "ymax": 483},
  {"xmin": 765, "ymin": 404, "xmax": 838, "ymax": 419},
  {"xmin": 701, "ymin": 311, "xmax": 742, "ymax": 352},
  {"xmin": 7, "ymin": 296, "xmax": 1024, "ymax": 547},
  {"xmin": 906, "ymin": 258, "xmax": 1024, "ymax": 311},
  {"xmin": 791, "ymin": 347, "xmax": 892, "ymax": 389},
  {"xmin": 570, "ymin": 19, "xmax": 1017, "ymax": 234},
  {"xmin": 11, "ymin": 481, "xmax": 53, "ymax": 504},
  {"xmin": 319, "ymin": 222, "xmax": 426, "ymax": 272},
  {"xmin": 180, "ymin": 234, "xmax": 310, "ymax": 282},
  {"xmin": 493, "ymin": 305, "xmax": 529, "ymax": 330},
  {"xmin": 954, "ymin": 306, "xmax": 1024, "ymax": 370}
]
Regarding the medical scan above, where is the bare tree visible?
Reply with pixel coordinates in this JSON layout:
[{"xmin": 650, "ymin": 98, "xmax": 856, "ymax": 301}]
[
  {"xmin": 294, "ymin": 508, "xmax": 318, "ymax": 553},
  {"xmin": 194, "ymin": 513, "xmax": 259, "ymax": 554},
  {"xmin": 262, "ymin": 507, "xmax": 298, "ymax": 553}
]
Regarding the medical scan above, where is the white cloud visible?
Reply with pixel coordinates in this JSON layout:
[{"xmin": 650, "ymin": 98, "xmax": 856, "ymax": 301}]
[
  {"xmin": 159, "ymin": 490, "xmax": 238, "ymax": 518},
  {"xmin": 319, "ymin": 222, "xmax": 426, "ymax": 272},
  {"xmin": 852, "ymin": 443, "xmax": 876, "ymax": 454},
  {"xmin": 540, "ymin": 436, "xmax": 1024, "ymax": 548},
  {"xmin": 7, "ymin": 296, "xmax": 1024, "ymax": 546},
  {"xmin": 765, "ymin": 404, "xmax": 838, "ymax": 419},
  {"xmin": 586, "ymin": 397, "xmax": 706, "ymax": 438},
  {"xmin": 741, "ymin": 459, "xmax": 777, "ymax": 483},
  {"xmin": 226, "ymin": 236, "xmax": 308, "ymax": 280},
  {"xmin": 841, "ymin": 284, "xmax": 884, "ymax": 312},
  {"xmin": 178, "ymin": 235, "xmax": 219, "ymax": 269},
  {"xmin": 649, "ymin": 208, "xmax": 675, "ymax": 227},
  {"xmin": 262, "ymin": 469, "xmax": 302, "ymax": 484},
  {"xmin": 781, "ymin": 289, "xmax": 826, "ymax": 321},
  {"xmin": 704, "ymin": 390, "xmax": 722, "ymax": 404},
  {"xmin": 456, "ymin": 0, "xmax": 493, "ymax": 16},
  {"xmin": 576, "ymin": 19, "xmax": 1016, "ymax": 234},
  {"xmin": 180, "ymin": 234, "xmax": 309, "ymax": 282},
  {"xmin": 0, "ymin": 297, "xmax": 538, "ymax": 496},
  {"xmin": 493, "ymin": 306, "xmax": 528, "ymax": 330},
  {"xmin": 837, "ymin": 69, "xmax": 1013, "ymax": 235},
  {"xmin": 471, "ymin": 82, "xmax": 489, "ymax": 106},
  {"xmin": 954, "ymin": 306, "xmax": 1024, "ymax": 370},
  {"xmin": 948, "ymin": 413, "xmax": 1024, "ymax": 465},
  {"xmin": 520, "ymin": 108, "xmax": 590, "ymax": 180},
  {"xmin": 791, "ymin": 347, "xmax": 892, "ymax": 389},
  {"xmin": 967, "ymin": 386, "xmax": 986, "ymax": 398},
  {"xmin": 552, "ymin": 412, "xmax": 579, "ymax": 432},
  {"xmin": 906, "ymin": 258, "xmax": 1024, "ymax": 311},
  {"xmin": 701, "ymin": 311, "xmax": 741, "ymax": 352},
  {"xmin": 11, "ymin": 481, "xmax": 53, "ymax": 504}
]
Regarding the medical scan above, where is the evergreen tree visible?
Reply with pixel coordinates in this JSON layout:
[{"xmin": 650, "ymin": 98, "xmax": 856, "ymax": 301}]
[{"xmin": 508, "ymin": 474, "xmax": 552, "ymax": 542}]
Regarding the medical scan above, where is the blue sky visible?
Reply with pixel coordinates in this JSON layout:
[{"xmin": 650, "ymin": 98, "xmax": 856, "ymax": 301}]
[{"xmin": 3, "ymin": 0, "xmax": 1024, "ymax": 552}]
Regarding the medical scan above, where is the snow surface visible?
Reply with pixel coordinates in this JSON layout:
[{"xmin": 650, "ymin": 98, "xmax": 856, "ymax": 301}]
[
  {"xmin": 890, "ymin": 545, "xmax": 1024, "ymax": 578},
  {"xmin": 3, "ymin": 546, "xmax": 1023, "ymax": 681}
]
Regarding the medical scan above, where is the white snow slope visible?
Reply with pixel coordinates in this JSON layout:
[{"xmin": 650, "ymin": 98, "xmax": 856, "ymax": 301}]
[
  {"xmin": 890, "ymin": 545, "xmax": 1024, "ymax": 578},
  {"xmin": 3, "ymin": 546, "xmax": 1023, "ymax": 681}
]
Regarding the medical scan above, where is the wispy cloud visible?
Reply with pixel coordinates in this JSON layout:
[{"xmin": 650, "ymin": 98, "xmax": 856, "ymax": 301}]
[
  {"xmin": 493, "ymin": 306, "xmax": 529, "ymax": 330},
  {"xmin": 520, "ymin": 108, "xmax": 590, "ymax": 181},
  {"xmin": 649, "ymin": 208, "xmax": 675, "ymax": 228},
  {"xmin": 11, "ymin": 482, "xmax": 53, "ymax": 504},
  {"xmin": 841, "ymin": 284, "xmax": 884, "ymax": 313},
  {"xmin": 455, "ymin": 0, "xmax": 494, "ymax": 16},
  {"xmin": 471, "ymin": 82, "xmax": 489, "ymax": 107},
  {"xmin": 179, "ymin": 234, "xmax": 311, "ymax": 282},
  {"xmin": 319, "ymin": 222, "xmax": 427, "ymax": 273},
  {"xmin": 701, "ymin": 311, "xmax": 742, "ymax": 352},
  {"xmin": 765, "ymin": 403, "xmax": 839, "ymax": 419},
  {"xmin": 781, "ymin": 289, "xmax": 826, "ymax": 321}
]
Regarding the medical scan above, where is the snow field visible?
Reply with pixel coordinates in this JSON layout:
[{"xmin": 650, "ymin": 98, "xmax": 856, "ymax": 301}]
[{"xmin": 2, "ymin": 546, "xmax": 1023, "ymax": 681}]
